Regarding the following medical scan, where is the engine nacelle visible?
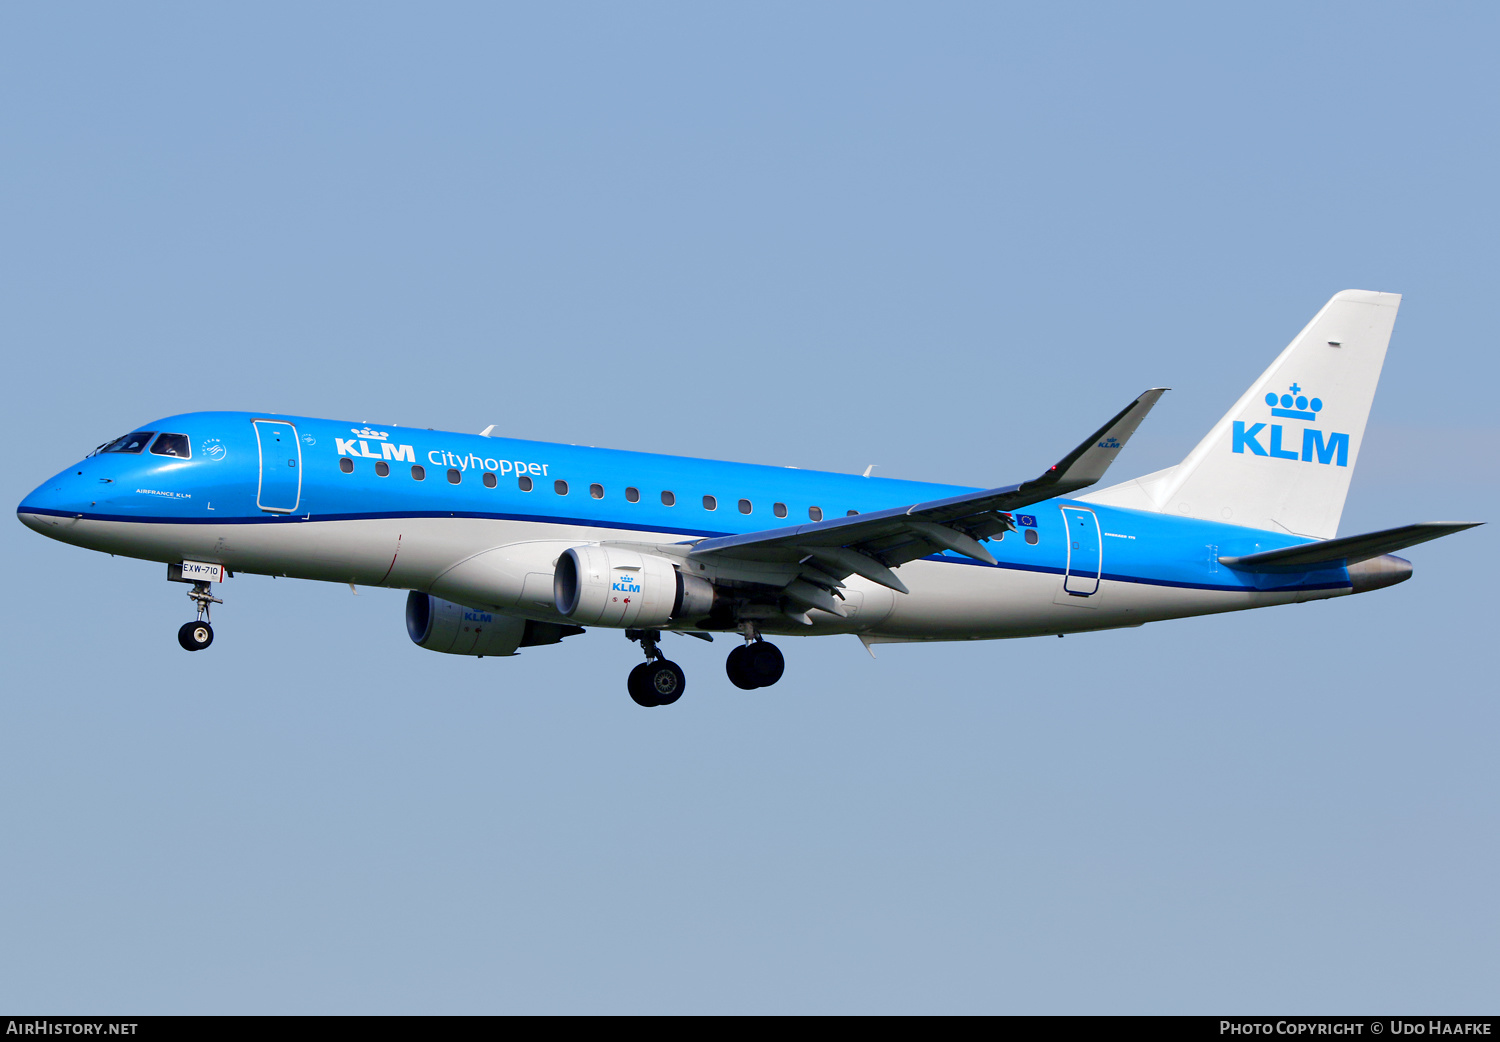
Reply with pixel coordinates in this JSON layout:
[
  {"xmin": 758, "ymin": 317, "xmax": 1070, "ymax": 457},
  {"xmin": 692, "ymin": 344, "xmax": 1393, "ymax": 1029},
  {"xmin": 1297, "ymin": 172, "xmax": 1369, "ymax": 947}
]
[
  {"xmin": 428, "ymin": 540, "xmax": 581, "ymax": 616},
  {"xmin": 553, "ymin": 545, "xmax": 715, "ymax": 628},
  {"xmin": 405, "ymin": 592, "xmax": 582, "ymax": 656}
]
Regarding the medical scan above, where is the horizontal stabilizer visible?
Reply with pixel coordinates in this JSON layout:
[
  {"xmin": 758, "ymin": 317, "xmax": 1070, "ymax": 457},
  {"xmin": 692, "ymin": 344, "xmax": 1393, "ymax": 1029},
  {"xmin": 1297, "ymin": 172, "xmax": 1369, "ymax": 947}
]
[{"xmin": 1218, "ymin": 522, "xmax": 1481, "ymax": 573}]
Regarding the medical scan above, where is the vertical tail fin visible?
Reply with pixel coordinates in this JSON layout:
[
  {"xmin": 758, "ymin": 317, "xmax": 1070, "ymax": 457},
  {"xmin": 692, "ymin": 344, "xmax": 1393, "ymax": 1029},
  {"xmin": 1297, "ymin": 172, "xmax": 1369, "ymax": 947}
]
[{"xmin": 1083, "ymin": 290, "xmax": 1400, "ymax": 539}]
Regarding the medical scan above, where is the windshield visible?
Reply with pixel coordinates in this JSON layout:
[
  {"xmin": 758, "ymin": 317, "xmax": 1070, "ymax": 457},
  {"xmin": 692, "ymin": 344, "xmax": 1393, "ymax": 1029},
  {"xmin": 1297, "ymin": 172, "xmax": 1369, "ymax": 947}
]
[
  {"xmin": 94, "ymin": 431, "xmax": 157, "ymax": 455},
  {"xmin": 150, "ymin": 433, "xmax": 191, "ymax": 458}
]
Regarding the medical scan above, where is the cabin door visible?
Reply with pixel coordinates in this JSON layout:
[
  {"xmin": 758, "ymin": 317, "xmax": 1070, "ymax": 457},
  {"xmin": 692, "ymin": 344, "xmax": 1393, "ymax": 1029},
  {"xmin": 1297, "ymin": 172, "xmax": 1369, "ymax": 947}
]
[
  {"xmin": 254, "ymin": 420, "xmax": 302, "ymax": 514},
  {"xmin": 1060, "ymin": 506, "xmax": 1102, "ymax": 596}
]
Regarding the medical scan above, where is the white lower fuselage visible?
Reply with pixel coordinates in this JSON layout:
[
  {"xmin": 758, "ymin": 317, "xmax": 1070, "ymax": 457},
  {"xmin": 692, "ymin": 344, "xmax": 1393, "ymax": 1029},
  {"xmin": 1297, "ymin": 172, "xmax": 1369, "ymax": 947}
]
[{"xmin": 23, "ymin": 511, "xmax": 1341, "ymax": 643}]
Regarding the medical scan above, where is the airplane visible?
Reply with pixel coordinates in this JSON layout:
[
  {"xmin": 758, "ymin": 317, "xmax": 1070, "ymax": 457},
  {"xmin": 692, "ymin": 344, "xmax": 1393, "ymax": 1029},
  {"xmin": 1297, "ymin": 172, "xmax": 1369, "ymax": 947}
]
[{"xmin": 15, "ymin": 289, "xmax": 1480, "ymax": 707}]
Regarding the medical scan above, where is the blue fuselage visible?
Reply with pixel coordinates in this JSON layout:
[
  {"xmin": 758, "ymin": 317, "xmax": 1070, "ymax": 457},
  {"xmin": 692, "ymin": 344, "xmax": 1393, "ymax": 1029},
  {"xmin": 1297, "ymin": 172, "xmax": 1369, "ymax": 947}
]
[{"xmin": 17, "ymin": 411, "xmax": 1351, "ymax": 639}]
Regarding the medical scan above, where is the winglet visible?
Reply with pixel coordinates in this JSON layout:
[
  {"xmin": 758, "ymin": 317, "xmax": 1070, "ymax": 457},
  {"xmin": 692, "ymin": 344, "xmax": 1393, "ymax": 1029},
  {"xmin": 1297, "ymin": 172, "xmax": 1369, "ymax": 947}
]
[{"xmin": 1026, "ymin": 388, "xmax": 1168, "ymax": 497}]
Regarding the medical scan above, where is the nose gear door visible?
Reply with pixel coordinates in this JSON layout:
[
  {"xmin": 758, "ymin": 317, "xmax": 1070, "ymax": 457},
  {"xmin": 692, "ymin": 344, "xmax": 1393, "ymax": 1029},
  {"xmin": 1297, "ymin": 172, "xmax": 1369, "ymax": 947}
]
[
  {"xmin": 253, "ymin": 420, "xmax": 301, "ymax": 513},
  {"xmin": 1060, "ymin": 506, "xmax": 1101, "ymax": 596}
]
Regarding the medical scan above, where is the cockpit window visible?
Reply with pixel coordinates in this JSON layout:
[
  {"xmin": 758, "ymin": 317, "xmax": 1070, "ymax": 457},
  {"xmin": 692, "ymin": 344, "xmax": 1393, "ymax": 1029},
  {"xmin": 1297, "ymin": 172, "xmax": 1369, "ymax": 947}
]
[
  {"xmin": 150, "ymin": 433, "xmax": 191, "ymax": 458},
  {"xmin": 96, "ymin": 432, "xmax": 156, "ymax": 455}
]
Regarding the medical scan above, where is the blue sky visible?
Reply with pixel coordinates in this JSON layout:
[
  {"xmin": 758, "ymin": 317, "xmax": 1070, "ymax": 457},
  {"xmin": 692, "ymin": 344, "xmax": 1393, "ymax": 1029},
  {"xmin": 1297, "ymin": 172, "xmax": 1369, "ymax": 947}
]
[{"xmin": 2, "ymin": 2, "xmax": 1495, "ymax": 1013}]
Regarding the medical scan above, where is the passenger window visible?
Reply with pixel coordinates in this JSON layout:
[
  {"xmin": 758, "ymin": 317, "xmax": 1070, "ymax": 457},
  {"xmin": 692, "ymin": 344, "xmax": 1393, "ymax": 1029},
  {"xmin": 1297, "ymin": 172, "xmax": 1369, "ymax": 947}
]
[
  {"xmin": 1025, "ymin": 529, "xmax": 1039, "ymax": 545},
  {"xmin": 590, "ymin": 483, "xmax": 604, "ymax": 499},
  {"xmin": 375, "ymin": 461, "xmax": 389, "ymax": 477},
  {"xmin": 626, "ymin": 487, "xmax": 640, "ymax": 503},
  {"xmin": 447, "ymin": 469, "xmax": 461, "ymax": 484},
  {"xmin": 809, "ymin": 506, "xmax": 823, "ymax": 521},
  {"xmin": 339, "ymin": 458, "xmax": 354, "ymax": 474},
  {"xmin": 661, "ymin": 491, "xmax": 675, "ymax": 506},
  {"xmin": 483, "ymin": 471, "xmax": 496, "ymax": 488},
  {"xmin": 150, "ymin": 433, "xmax": 191, "ymax": 458},
  {"xmin": 555, "ymin": 480, "xmax": 569, "ymax": 495},
  {"xmin": 703, "ymin": 495, "xmax": 717, "ymax": 511},
  {"xmin": 98, "ymin": 432, "xmax": 156, "ymax": 454},
  {"xmin": 774, "ymin": 503, "xmax": 787, "ymax": 518},
  {"xmin": 519, "ymin": 475, "xmax": 533, "ymax": 491},
  {"xmin": 738, "ymin": 499, "xmax": 752, "ymax": 514},
  {"xmin": 411, "ymin": 465, "xmax": 425, "ymax": 480},
  {"xmin": 847, "ymin": 510, "xmax": 859, "ymax": 516}
]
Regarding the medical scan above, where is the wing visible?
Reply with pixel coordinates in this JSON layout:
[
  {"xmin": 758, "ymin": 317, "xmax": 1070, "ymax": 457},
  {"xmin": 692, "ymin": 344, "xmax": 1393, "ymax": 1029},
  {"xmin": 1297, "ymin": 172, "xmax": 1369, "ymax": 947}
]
[{"xmin": 672, "ymin": 388, "xmax": 1167, "ymax": 611}]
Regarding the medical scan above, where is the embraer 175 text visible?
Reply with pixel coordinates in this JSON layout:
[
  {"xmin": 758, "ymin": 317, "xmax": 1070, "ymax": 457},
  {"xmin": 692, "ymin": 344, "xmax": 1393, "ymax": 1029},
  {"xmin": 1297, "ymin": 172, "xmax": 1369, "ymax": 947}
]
[{"xmin": 18, "ymin": 291, "xmax": 1480, "ymax": 706}]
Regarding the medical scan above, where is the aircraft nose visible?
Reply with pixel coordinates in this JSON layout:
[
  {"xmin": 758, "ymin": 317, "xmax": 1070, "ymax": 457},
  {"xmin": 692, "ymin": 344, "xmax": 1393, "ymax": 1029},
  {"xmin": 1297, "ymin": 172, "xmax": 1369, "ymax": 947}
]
[
  {"xmin": 1347, "ymin": 554, "xmax": 1413, "ymax": 593},
  {"xmin": 16, "ymin": 466, "xmax": 95, "ymax": 532}
]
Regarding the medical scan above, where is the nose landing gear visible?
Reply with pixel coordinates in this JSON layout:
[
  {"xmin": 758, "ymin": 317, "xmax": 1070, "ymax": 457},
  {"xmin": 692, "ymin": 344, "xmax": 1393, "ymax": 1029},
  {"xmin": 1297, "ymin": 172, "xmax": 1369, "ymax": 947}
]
[
  {"xmin": 177, "ymin": 580, "xmax": 222, "ymax": 652},
  {"xmin": 178, "ymin": 620, "xmax": 214, "ymax": 651},
  {"xmin": 625, "ymin": 629, "xmax": 686, "ymax": 708}
]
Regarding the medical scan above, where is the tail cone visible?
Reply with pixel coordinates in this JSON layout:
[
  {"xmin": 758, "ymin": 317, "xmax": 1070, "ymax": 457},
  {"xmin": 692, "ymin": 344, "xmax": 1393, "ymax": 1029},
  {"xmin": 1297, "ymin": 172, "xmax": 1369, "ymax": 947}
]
[{"xmin": 1347, "ymin": 554, "xmax": 1412, "ymax": 593}]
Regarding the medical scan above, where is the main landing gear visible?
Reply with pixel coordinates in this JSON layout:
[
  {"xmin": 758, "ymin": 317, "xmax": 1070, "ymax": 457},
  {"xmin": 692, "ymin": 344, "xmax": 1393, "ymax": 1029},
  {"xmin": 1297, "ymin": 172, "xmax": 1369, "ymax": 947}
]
[
  {"xmin": 177, "ymin": 580, "xmax": 222, "ymax": 652},
  {"xmin": 625, "ymin": 629, "xmax": 686, "ymax": 708},
  {"xmin": 622, "ymin": 624, "xmax": 786, "ymax": 707},
  {"xmin": 725, "ymin": 637, "xmax": 784, "ymax": 690}
]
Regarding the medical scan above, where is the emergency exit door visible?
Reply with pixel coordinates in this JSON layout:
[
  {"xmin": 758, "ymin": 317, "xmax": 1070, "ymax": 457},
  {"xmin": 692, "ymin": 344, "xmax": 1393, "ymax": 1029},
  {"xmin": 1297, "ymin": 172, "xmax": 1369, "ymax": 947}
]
[
  {"xmin": 253, "ymin": 420, "xmax": 301, "ymax": 513},
  {"xmin": 1060, "ymin": 506, "xmax": 1101, "ymax": 596}
]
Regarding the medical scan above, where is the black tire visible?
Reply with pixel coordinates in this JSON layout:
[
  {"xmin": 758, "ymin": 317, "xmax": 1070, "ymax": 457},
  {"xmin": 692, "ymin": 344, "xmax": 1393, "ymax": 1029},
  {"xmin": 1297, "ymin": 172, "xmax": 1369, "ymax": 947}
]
[
  {"xmin": 178, "ymin": 621, "xmax": 213, "ymax": 651},
  {"xmin": 746, "ymin": 641, "xmax": 784, "ymax": 687},
  {"xmin": 627, "ymin": 662, "xmax": 659, "ymax": 707},
  {"xmin": 725, "ymin": 644, "xmax": 760, "ymax": 689},
  {"xmin": 648, "ymin": 659, "xmax": 686, "ymax": 705}
]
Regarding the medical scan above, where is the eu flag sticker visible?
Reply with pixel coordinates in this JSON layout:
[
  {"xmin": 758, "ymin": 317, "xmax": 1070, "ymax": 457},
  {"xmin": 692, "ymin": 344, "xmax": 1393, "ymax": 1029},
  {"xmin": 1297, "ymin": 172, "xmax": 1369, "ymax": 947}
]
[{"xmin": 1017, "ymin": 514, "xmax": 1037, "ymax": 527}]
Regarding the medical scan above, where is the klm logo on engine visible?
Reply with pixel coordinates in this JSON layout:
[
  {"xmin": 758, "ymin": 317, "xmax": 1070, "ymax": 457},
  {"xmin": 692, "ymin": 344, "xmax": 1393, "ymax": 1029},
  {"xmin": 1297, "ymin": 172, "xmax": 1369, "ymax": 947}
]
[
  {"xmin": 335, "ymin": 427, "xmax": 417, "ymax": 463},
  {"xmin": 612, "ymin": 573, "xmax": 642, "ymax": 594},
  {"xmin": 1232, "ymin": 383, "xmax": 1349, "ymax": 467}
]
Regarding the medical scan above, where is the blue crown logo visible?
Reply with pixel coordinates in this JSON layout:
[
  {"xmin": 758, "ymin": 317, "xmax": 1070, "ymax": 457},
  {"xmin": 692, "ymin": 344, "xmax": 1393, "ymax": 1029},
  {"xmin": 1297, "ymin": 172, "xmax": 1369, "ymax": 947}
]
[
  {"xmin": 1264, "ymin": 383, "xmax": 1323, "ymax": 421},
  {"xmin": 1098, "ymin": 436, "xmax": 1121, "ymax": 449}
]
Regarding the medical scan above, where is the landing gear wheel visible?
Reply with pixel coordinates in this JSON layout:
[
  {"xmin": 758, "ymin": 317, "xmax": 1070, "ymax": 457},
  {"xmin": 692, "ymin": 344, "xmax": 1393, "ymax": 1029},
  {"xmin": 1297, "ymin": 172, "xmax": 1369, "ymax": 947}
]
[
  {"xmin": 745, "ymin": 641, "xmax": 784, "ymax": 687},
  {"xmin": 726, "ymin": 644, "xmax": 760, "ymax": 689},
  {"xmin": 646, "ymin": 659, "xmax": 685, "ymax": 705},
  {"xmin": 627, "ymin": 662, "xmax": 660, "ymax": 707},
  {"xmin": 628, "ymin": 660, "xmax": 685, "ymax": 707},
  {"xmin": 726, "ymin": 641, "xmax": 784, "ymax": 688},
  {"xmin": 178, "ymin": 621, "xmax": 214, "ymax": 651},
  {"xmin": 623, "ymin": 630, "xmax": 686, "ymax": 707}
]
